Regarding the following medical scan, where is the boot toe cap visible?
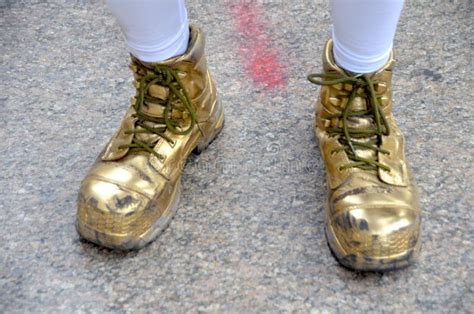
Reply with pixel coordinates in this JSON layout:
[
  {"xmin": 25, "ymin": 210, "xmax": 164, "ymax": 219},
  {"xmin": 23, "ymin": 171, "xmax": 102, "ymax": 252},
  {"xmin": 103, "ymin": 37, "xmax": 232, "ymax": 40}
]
[
  {"xmin": 76, "ymin": 177, "xmax": 153, "ymax": 249},
  {"xmin": 327, "ymin": 206, "xmax": 421, "ymax": 270}
]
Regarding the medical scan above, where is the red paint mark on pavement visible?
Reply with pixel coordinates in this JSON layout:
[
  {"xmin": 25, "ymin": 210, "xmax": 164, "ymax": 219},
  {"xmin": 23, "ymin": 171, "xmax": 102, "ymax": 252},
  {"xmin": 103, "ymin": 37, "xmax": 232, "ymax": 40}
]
[{"xmin": 231, "ymin": 2, "xmax": 287, "ymax": 90}]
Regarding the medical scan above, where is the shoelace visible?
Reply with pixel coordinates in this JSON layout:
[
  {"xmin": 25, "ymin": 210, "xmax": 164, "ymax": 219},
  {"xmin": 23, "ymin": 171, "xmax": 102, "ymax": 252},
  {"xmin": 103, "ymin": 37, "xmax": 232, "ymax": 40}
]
[
  {"xmin": 119, "ymin": 63, "xmax": 198, "ymax": 160},
  {"xmin": 308, "ymin": 72, "xmax": 391, "ymax": 171}
]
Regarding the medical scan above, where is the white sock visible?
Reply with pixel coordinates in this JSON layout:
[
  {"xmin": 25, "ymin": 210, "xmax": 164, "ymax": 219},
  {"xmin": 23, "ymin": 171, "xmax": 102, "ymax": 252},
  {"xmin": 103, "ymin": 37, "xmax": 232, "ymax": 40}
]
[
  {"xmin": 107, "ymin": 0, "xmax": 189, "ymax": 63},
  {"xmin": 330, "ymin": 0, "xmax": 404, "ymax": 73}
]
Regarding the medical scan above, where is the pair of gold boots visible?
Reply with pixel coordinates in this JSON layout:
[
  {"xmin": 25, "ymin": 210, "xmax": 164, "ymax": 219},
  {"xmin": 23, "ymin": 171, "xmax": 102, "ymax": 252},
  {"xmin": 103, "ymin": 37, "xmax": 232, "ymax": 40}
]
[{"xmin": 76, "ymin": 26, "xmax": 421, "ymax": 272}]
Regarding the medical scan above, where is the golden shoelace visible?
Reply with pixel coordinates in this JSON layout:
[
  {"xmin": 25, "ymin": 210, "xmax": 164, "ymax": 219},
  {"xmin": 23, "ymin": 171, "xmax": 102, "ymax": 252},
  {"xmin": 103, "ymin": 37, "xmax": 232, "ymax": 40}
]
[
  {"xmin": 119, "ymin": 64, "xmax": 198, "ymax": 160},
  {"xmin": 308, "ymin": 72, "xmax": 391, "ymax": 171}
]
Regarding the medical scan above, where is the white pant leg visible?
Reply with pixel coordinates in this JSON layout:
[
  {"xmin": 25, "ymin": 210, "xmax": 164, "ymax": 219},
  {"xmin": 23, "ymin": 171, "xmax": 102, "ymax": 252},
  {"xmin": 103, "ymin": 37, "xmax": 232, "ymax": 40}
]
[
  {"xmin": 107, "ymin": 0, "xmax": 189, "ymax": 62},
  {"xmin": 330, "ymin": 0, "xmax": 404, "ymax": 73}
]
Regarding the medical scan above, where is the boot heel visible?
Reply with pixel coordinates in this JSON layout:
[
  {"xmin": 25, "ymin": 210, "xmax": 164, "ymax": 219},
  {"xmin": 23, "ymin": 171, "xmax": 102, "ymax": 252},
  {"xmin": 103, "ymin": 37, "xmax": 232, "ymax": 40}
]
[{"xmin": 195, "ymin": 100, "xmax": 224, "ymax": 154}]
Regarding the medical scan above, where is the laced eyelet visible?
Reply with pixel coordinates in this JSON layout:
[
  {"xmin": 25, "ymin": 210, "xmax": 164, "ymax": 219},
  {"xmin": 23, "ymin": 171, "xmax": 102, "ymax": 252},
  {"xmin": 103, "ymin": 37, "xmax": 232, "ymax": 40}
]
[
  {"xmin": 309, "ymin": 71, "xmax": 391, "ymax": 172},
  {"xmin": 118, "ymin": 62, "xmax": 197, "ymax": 158}
]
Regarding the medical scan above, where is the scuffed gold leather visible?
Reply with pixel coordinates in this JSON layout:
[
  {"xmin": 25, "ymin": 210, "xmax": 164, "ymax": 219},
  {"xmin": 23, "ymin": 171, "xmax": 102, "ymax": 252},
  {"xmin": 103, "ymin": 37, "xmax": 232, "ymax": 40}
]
[
  {"xmin": 315, "ymin": 40, "xmax": 421, "ymax": 271},
  {"xmin": 76, "ymin": 26, "xmax": 224, "ymax": 250}
]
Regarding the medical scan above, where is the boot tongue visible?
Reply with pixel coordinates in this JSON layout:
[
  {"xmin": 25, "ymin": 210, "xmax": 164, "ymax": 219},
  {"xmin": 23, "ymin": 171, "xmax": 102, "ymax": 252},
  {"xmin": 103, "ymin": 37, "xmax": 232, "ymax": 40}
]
[
  {"xmin": 142, "ymin": 84, "xmax": 168, "ymax": 117},
  {"xmin": 131, "ymin": 70, "xmax": 192, "ymax": 142},
  {"xmin": 343, "ymin": 94, "xmax": 378, "ymax": 161},
  {"xmin": 130, "ymin": 59, "xmax": 168, "ymax": 117}
]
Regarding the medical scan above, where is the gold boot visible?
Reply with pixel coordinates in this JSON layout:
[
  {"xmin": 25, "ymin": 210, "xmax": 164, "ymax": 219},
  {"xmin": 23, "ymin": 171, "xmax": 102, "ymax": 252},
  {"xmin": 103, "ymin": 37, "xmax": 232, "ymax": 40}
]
[
  {"xmin": 76, "ymin": 26, "xmax": 224, "ymax": 250},
  {"xmin": 308, "ymin": 40, "xmax": 421, "ymax": 271}
]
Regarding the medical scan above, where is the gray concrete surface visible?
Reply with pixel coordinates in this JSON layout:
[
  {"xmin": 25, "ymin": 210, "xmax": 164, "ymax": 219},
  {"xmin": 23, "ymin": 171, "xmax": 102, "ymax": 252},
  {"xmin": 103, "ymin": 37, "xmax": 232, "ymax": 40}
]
[{"xmin": 1, "ymin": 0, "xmax": 473, "ymax": 312}]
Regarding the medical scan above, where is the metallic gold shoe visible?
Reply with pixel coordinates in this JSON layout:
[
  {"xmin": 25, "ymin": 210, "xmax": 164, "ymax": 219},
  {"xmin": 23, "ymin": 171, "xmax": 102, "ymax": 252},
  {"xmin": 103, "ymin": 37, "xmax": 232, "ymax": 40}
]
[
  {"xmin": 76, "ymin": 26, "xmax": 224, "ymax": 250},
  {"xmin": 308, "ymin": 40, "xmax": 421, "ymax": 271}
]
